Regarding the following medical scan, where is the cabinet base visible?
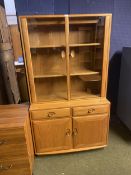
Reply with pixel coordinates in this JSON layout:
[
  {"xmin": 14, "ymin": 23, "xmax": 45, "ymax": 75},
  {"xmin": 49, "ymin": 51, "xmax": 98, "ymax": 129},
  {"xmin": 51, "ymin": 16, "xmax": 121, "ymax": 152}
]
[{"xmin": 35, "ymin": 144, "xmax": 107, "ymax": 155}]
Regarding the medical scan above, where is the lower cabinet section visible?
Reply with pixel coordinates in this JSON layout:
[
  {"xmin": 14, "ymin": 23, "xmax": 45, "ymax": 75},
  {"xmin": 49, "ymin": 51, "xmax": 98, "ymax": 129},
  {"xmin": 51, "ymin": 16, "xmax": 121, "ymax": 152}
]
[
  {"xmin": 32, "ymin": 113, "xmax": 109, "ymax": 154},
  {"xmin": 32, "ymin": 118, "xmax": 72, "ymax": 153},
  {"xmin": 73, "ymin": 114, "xmax": 109, "ymax": 149}
]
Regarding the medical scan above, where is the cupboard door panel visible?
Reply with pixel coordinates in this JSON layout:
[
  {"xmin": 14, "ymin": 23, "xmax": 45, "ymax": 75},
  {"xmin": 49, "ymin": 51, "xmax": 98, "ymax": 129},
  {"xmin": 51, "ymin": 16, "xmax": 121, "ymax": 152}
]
[
  {"xmin": 73, "ymin": 114, "xmax": 109, "ymax": 149},
  {"xmin": 32, "ymin": 118, "xmax": 72, "ymax": 153},
  {"xmin": 27, "ymin": 17, "xmax": 68, "ymax": 102}
]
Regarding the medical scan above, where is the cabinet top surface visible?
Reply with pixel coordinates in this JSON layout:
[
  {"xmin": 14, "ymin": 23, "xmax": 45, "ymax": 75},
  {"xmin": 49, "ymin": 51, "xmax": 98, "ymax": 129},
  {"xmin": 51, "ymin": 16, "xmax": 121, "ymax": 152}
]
[
  {"xmin": 19, "ymin": 13, "xmax": 112, "ymax": 19},
  {"xmin": 30, "ymin": 98, "xmax": 110, "ymax": 111},
  {"xmin": 0, "ymin": 104, "xmax": 29, "ymax": 129}
]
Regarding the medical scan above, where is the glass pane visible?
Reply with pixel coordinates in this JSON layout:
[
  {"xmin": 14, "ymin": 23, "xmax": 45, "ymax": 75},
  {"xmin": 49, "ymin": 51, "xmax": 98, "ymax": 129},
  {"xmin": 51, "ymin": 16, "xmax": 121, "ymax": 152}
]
[
  {"xmin": 34, "ymin": 77, "xmax": 67, "ymax": 102},
  {"xmin": 27, "ymin": 17, "xmax": 68, "ymax": 102},
  {"xmin": 69, "ymin": 16, "xmax": 105, "ymax": 99}
]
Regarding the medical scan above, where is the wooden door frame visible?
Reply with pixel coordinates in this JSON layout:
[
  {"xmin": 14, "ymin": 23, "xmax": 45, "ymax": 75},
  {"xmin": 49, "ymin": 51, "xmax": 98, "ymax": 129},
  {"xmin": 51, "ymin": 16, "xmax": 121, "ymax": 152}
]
[
  {"xmin": 19, "ymin": 17, "xmax": 37, "ymax": 102},
  {"xmin": 101, "ymin": 14, "xmax": 112, "ymax": 97}
]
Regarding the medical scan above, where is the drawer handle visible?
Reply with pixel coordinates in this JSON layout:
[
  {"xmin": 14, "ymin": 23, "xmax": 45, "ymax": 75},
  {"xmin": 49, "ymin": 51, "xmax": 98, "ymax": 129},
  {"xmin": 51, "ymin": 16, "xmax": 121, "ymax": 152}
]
[
  {"xmin": 0, "ymin": 164, "xmax": 13, "ymax": 171},
  {"xmin": 48, "ymin": 112, "xmax": 56, "ymax": 118},
  {"xmin": 73, "ymin": 128, "xmax": 78, "ymax": 136},
  {"xmin": 87, "ymin": 108, "xmax": 95, "ymax": 114},
  {"xmin": 70, "ymin": 50, "xmax": 75, "ymax": 58},
  {"xmin": 65, "ymin": 129, "xmax": 71, "ymax": 136},
  {"xmin": 0, "ymin": 140, "xmax": 7, "ymax": 145},
  {"xmin": 61, "ymin": 50, "xmax": 66, "ymax": 59}
]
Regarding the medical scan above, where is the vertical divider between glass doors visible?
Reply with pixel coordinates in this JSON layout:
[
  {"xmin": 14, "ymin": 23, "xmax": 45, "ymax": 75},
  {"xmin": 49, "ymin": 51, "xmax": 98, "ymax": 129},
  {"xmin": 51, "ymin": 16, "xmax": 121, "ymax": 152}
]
[{"xmin": 65, "ymin": 15, "xmax": 71, "ymax": 100}]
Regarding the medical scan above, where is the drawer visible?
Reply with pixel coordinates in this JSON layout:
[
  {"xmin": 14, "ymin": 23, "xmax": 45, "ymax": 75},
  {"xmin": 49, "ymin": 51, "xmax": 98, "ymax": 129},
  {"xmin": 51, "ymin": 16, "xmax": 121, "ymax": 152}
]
[
  {"xmin": 0, "ymin": 128, "xmax": 26, "ymax": 145},
  {"xmin": 0, "ymin": 129, "xmax": 28, "ymax": 158},
  {"xmin": 31, "ymin": 108, "xmax": 71, "ymax": 120},
  {"xmin": 73, "ymin": 105, "xmax": 109, "ymax": 117},
  {"xmin": 0, "ymin": 144, "xmax": 28, "ymax": 159},
  {"xmin": 0, "ymin": 158, "xmax": 30, "ymax": 175}
]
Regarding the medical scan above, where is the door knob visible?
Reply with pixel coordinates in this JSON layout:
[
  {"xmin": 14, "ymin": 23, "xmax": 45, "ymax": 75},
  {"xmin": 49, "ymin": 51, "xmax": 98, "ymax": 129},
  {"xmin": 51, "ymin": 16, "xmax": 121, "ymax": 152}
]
[
  {"xmin": 66, "ymin": 129, "xmax": 71, "ymax": 136},
  {"xmin": 61, "ymin": 50, "xmax": 66, "ymax": 59},
  {"xmin": 73, "ymin": 128, "xmax": 78, "ymax": 136},
  {"xmin": 70, "ymin": 50, "xmax": 75, "ymax": 58}
]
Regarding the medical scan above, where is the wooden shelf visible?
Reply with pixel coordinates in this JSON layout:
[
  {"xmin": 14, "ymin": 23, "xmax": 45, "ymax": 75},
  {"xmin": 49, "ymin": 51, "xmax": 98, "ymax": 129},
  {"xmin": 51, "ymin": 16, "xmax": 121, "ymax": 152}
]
[
  {"xmin": 30, "ymin": 43, "xmax": 101, "ymax": 49},
  {"xmin": 70, "ymin": 20, "xmax": 99, "ymax": 25},
  {"xmin": 79, "ymin": 74, "xmax": 101, "ymax": 81},
  {"xmin": 36, "ymin": 90, "xmax": 99, "ymax": 102},
  {"xmin": 69, "ymin": 43, "xmax": 101, "ymax": 47},
  {"xmin": 71, "ymin": 91, "xmax": 99, "ymax": 99},
  {"xmin": 34, "ymin": 73, "xmax": 66, "ymax": 78},
  {"xmin": 36, "ymin": 92, "xmax": 67, "ymax": 102},
  {"xmin": 28, "ymin": 19, "xmax": 99, "ymax": 26},
  {"xmin": 28, "ymin": 21, "xmax": 65, "ymax": 26},
  {"xmin": 71, "ymin": 68, "xmax": 99, "ymax": 76},
  {"xmin": 30, "ymin": 45, "xmax": 65, "ymax": 49},
  {"xmin": 34, "ymin": 69, "xmax": 99, "ymax": 78}
]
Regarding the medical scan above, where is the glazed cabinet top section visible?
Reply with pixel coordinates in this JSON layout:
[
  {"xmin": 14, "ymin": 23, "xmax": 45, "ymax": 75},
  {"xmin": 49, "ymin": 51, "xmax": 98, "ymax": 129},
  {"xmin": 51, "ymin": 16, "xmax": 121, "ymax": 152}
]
[{"xmin": 19, "ymin": 14, "xmax": 112, "ymax": 103}]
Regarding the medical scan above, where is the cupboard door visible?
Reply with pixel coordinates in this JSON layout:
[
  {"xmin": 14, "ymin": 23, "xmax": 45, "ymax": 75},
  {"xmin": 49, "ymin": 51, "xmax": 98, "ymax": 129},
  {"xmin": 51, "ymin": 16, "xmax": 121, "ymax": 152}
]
[
  {"xmin": 73, "ymin": 114, "xmax": 109, "ymax": 149},
  {"xmin": 32, "ymin": 118, "xmax": 72, "ymax": 153},
  {"xmin": 21, "ymin": 17, "xmax": 69, "ymax": 103},
  {"xmin": 25, "ymin": 17, "xmax": 68, "ymax": 102},
  {"xmin": 68, "ymin": 16, "xmax": 106, "ymax": 100}
]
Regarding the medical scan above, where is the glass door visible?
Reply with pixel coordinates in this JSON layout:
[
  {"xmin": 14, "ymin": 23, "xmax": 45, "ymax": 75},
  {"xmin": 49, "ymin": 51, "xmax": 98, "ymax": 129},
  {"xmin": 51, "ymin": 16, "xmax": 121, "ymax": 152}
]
[
  {"xmin": 69, "ymin": 16, "xmax": 105, "ymax": 99},
  {"xmin": 27, "ymin": 17, "xmax": 68, "ymax": 102}
]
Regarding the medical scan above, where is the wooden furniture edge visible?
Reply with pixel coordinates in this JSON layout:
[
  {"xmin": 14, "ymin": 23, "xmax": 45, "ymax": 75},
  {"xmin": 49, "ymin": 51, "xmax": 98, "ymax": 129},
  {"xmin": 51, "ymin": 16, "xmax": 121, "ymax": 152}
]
[
  {"xmin": 35, "ymin": 144, "xmax": 108, "ymax": 155},
  {"xmin": 19, "ymin": 14, "xmax": 112, "ymax": 19}
]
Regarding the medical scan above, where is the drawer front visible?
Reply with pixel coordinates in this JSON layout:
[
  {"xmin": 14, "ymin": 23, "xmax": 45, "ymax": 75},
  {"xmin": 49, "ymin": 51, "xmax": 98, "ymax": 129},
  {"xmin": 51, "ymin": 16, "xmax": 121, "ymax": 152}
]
[
  {"xmin": 0, "ymin": 158, "xmax": 30, "ymax": 175},
  {"xmin": 0, "ymin": 128, "xmax": 25, "ymax": 141},
  {"xmin": 73, "ymin": 105, "xmax": 109, "ymax": 117},
  {"xmin": 0, "ymin": 144, "xmax": 28, "ymax": 159},
  {"xmin": 31, "ymin": 108, "xmax": 71, "ymax": 120},
  {"xmin": 0, "ymin": 128, "xmax": 28, "ymax": 158}
]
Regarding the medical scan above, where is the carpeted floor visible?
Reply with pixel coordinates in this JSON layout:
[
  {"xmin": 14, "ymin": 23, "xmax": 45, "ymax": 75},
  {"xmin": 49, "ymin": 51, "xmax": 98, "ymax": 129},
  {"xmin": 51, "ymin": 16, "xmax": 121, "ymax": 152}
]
[{"xmin": 33, "ymin": 118, "xmax": 131, "ymax": 175}]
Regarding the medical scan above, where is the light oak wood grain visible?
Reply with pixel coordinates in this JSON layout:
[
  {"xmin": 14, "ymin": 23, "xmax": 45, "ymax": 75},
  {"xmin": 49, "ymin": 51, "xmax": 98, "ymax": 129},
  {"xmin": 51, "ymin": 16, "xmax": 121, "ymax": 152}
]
[
  {"xmin": 73, "ymin": 104, "xmax": 109, "ymax": 116},
  {"xmin": 19, "ymin": 14, "xmax": 112, "ymax": 155},
  {"xmin": 0, "ymin": 105, "xmax": 34, "ymax": 175},
  {"xmin": 31, "ymin": 108, "xmax": 71, "ymax": 120},
  {"xmin": 73, "ymin": 114, "xmax": 109, "ymax": 148},
  {"xmin": 19, "ymin": 14, "xmax": 112, "ymax": 103},
  {"xmin": 0, "ymin": 158, "xmax": 31, "ymax": 175},
  {"xmin": 32, "ymin": 118, "xmax": 72, "ymax": 153}
]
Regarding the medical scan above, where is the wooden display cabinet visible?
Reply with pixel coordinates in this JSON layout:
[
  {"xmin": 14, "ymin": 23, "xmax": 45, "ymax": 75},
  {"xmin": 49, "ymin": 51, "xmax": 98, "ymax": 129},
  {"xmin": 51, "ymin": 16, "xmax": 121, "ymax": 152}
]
[{"xmin": 19, "ymin": 14, "xmax": 112, "ymax": 155}]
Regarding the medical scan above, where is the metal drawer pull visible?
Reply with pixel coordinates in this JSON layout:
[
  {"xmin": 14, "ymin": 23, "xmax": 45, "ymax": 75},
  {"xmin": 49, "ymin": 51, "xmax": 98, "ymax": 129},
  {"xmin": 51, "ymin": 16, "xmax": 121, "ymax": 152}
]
[
  {"xmin": 48, "ymin": 112, "xmax": 56, "ymax": 118},
  {"xmin": 73, "ymin": 128, "xmax": 78, "ymax": 136},
  {"xmin": 66, "ymin": 129, "xmax": 71, "ymax": 136},
  {"xmin": 87, "ymin": 108, "xmax": 95, "ymax": 114},
  {"xmin": 0, "ymin": 140, "xmax": 6, "ymax": 145},
  {"xmin": 0, "ymin": 164, "xmax": 13, "ymax": 171}
]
